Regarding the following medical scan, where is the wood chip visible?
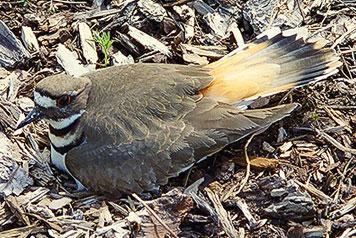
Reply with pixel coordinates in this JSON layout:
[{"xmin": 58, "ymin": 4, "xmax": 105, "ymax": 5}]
[
  {"xmin": 0, "ymin": 153, "xmax": 33, "ymax": 197},
  {"xmin": 5, "ymin": 196, "xmax": 31, "ymax": 226},
  {"xmin": 115, "ymin": 32, "xmax": 141, "ymax": 56},
  {"xmin": 203, "ymin": 12, "xmax": 229, "ymax": 39},
  {"xmin": 262, "ymin": 141, "xmax": 275, "ymax": 153},
  {"xmin": 96, "ymin": 220, "xmax": 129, "ymax": 236},
  {"xmin": 279, "ymin": 141, "xmax": 293, "ymax": 152},
  {"xmin": 173, "ymin": 5, "xmax": 195, "ymax": 42},
  {"xmin": 182, "ymin": 53, "xmax": 208, "ymax": 65},
  {"xmin": 294, "ymin": 180, "xmax": 332, "ymax": 204},
  {"xmin": 0, "ymin": 223, "xmax": 46, "ymax": 238},
  {"xmin": 122, "ymin": 24, "xmax": 172, "ymax": 58},
  {"xmin": 228, "ymin": 22, "xmax": 245, "ymax": 48},
  {"xmin": 112, "ymin": 51, "xmax": 134, "ymax": 66},
  {"xmin": 56, "ymin": 44, "xmax": 94, "ymax": 77},
  {"xmin": 6, "ymin": 72, "xmax": 21, "ymax": 102},
  {"xmin": 205, "ymin": 187, "xmax": 240, "ymax": 238},
  {"xmin": 21, "ymin": 26, "xmax": 40, "ymax": 52},
  {"xmin": 137, "ymin": 0, "xmax": 167, "ymax": 23},
  {"xmin": 48, "ymin": 197, "xmax": 72, "ymax": 210},
  {"xmin": 189, "ymin": 0, "xmax": 214, "ymax": 15},
  {"xmin": 0, "ymin": 20, "xmax": 30, "ymax": 68},
  {"xmin": 181, "ymin": 44, "xmax": 227, "ymax": 58},
  {"xmin": 98, "ymin": 201, "xmax": 112, "ymax": 228},
  {"xmin": 78, "ymin": 22, "xmax": 98, "ymax": 65},
  {"xmin": 233, "ymin": 197, "xmax": 266, "ymax": 230},
  {"xmin": 330, "ymin": 196, "xmax": 356, "ymax": 218}
]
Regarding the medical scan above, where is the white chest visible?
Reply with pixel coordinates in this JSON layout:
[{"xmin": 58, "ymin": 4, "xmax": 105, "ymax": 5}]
[
  {"xmin": 50, "ymin": 144, "xmax": 67, "ymax": 172},
  {"xmin": 50, "ymin": 144, "xmax": 86, "ymax": 190}
]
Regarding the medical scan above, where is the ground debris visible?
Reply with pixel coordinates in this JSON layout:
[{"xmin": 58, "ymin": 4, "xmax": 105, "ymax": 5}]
[
  {"xmin": 120, "ymin": 23, "xmax": 172, "ymax": 59},
  {"xmin": 0, "ymin": 20, "xmax": 30, "ymax": 69},
  {"xmin": 78, "ymin": 22, "xmax": 98, "ymax": 65},
  {"xmin": 0, "ymin": 0, "xmax": 355, "ymax": 237},
  {"xmin": 240, "ymin": 175, "xmax": 316, "ymax": 221}
]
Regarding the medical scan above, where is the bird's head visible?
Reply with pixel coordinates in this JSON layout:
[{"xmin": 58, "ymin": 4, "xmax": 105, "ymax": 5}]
[{"xmin": 17, "ymin": 74, "xmax": 92, "ymax": 129}]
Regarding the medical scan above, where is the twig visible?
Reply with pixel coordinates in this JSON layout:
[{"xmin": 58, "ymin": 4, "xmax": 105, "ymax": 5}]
[
  {"xmin": 337, "ymin": 228, "xmax": 356, "ymax": 238},
  {"xmin": 266, "ymin": 7, "xmax": 279, "ymax": 31},
  {"xmin": 221, "ymin": 128, "xmax": 266, "ymax": 201},
  {"xmin": 236, "ymin": 129, "xmax": 264, "ymax": 194},
  {"xmin": 333, "ymin": 148, "xmax": 356, "ymax": 201},
  {"xmin": 205, "ymin": 188, "xmax": 240, "ymax": 238},
  {"xmin": 319, "ymin": 6, "xmax": 331, "ymax": 27},
  {"xmin": 328, "ymin": 105, "xmax": 356, "ymax": 110},
  {"xmin": 295, "ymin": 180, "xmax": 332, "ymax": 204},
  {"xmin": 339, "ymin": 47, "xmax": 353, "ymax": 80},
  {"xmin": 296, "ymin": 0, "xmax": 306, "ymax": 24},
  {"xmin": 163, "ymin": 0, "xmax": 194, "ymax": 7},
  {"xmin": 53, "ymin": 0, "xmax": 87, "ymax": 4},
  {"xmin": 308, "ymin": 25, "xmax": 333, "ymax": 40},
  {"xmin": 233, "ymin": 197, "xmax": 266, "ymax": 230},
  {"xmin": 331, "ymin": 25, "xmax": 356, "ymax": 49},
  {"xmin": 314, "ymin": 128, "xmax": 356, "ymax": 155},
  {"xmin": 132, "ymin": 194, "xmax": 179, "ymax": 238},
  {"xmin": 278, "ymin": 88, "xmax": 295, "ymax": 105},
  {"xmin": 295, "ymin": 127, "xmax": 356, "ymax": 155}
]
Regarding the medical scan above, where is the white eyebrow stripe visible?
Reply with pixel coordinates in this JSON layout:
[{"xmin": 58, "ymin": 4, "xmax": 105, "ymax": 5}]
[
  {"xmin": 47, "ymin": 110, "xmax": 84, "ymax": 129},
  {"xmin": 34, "ymin": 91, "xmax": 57, "ymax": 108}
]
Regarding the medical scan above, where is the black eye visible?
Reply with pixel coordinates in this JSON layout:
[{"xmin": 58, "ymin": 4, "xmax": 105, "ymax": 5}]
[{"xmin": 57, "ymin": 95, "xmax": 71, "ymax": 108}]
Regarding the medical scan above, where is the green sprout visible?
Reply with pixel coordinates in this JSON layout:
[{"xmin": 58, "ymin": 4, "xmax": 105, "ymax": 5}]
[
  {"xmin": 311, "ymin": 113, "xmax": 319, "ymax": 121},
  {"xmin": 88, "ymin": 31, "xmax": 114, "ymax": 67},
  {"xmin": 18, "ymin": 0, "xmax": 29, "ymax": 6}
]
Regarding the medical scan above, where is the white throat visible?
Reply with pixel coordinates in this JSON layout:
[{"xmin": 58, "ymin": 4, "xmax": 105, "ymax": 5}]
[
  {"xmin": 47, "ymin": 110, "xmax": 86, "ymax": 191},
  {"xmin": 48, "ymin": 110, "xmax": 84, "ymax": 129},
  {"xmin": 47, "ymin": 111, "xmax": 84, "ymax": 151}
]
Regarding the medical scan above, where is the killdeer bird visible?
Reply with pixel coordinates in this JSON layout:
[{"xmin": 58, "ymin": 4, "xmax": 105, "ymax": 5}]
[{"xmin": 18, "ymin": 28, "xmax": 341, "ymax": 195}]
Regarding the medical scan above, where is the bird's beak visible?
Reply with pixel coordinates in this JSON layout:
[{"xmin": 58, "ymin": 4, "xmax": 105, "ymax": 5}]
[{"xmin": 17, "ymin": 107, "xmax": 42, "ymax": 130}]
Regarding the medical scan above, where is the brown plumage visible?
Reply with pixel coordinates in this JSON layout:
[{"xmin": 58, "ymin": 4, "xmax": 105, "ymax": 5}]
[{"xmin": 17, "ymin": 28, "xmax": 341, "ymax": 195}]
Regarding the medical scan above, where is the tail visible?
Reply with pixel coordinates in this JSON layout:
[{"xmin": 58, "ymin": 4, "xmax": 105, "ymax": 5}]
[{"xmin": 201, "ymin": 28, "xmax": 342, "ymax": 106}]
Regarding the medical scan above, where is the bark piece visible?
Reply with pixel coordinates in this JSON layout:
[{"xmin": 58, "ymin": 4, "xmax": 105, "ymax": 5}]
[
  {"xmin": 21, "ymin": 26, "xmax": 40, "ymax": 52},
  {"xmin": 136, "ymin": 188, "xmax": 194, "ymax": 237},
  {"xmin": 137, "ymin": 0, "xmax": 168, "ymax": 23},
  {"xmin": 78, "ymin": 22, "xmax": 98, "ymax": 65},
  {"xmin": 121, "ymin": 24, "xmax": 172, "ymax": 58},
  {"xmin": 243, "ymin": 0, "xmax": 305, "ymax": 34},
  {"xmin": 173, "ymin": 5, "xmax": 195, "ymax": 42},
  {"xmin": 0, "ymin": 20, "xmax": 30, "ymax": 69},
  {"xmin": 112, "ymin": 51, "xmax": 134, "ymax": 66},
  {"xmin": 240, "ymin": 175, "xmax": 315, "ymax": 221},
  {"xmin": 56, "ymin": 44, "xmax": 94, "ymax": 77},
  {"xmin": 0, "ymin": 134, "xmax": 34, "ymax": 197}
]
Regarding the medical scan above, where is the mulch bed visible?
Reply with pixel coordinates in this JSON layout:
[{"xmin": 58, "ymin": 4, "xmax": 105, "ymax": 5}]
[{"xmin": 0, "ymin": 0, "xmax": 355, "ymax": 237}]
